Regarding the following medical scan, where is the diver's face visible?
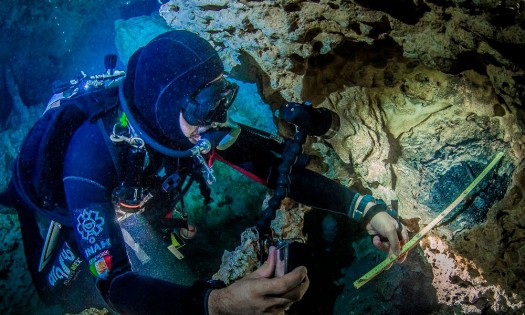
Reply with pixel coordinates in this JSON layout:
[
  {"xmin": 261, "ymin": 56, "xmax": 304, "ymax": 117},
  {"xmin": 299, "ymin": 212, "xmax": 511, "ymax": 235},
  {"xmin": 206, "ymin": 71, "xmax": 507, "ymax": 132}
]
[
  {"xmin": 179, "ymin": 112, "xmax": 218, "ymax": 144},
  {"xmin": 180, "ymin": 75, "xmax": 239, "ymax": 144}
]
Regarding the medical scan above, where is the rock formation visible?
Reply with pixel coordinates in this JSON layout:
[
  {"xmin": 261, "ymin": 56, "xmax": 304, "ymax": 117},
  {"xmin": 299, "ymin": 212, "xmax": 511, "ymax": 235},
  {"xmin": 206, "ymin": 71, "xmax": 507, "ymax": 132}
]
[{"xmin": 153, "ymin": 0, "xmax": 524, "ymax": 313}]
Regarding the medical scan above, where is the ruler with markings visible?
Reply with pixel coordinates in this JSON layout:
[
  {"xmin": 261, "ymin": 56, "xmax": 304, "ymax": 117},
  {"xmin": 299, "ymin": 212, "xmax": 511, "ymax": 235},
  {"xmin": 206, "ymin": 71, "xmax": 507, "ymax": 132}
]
[{"xmin": 353, "ymin": 152, "xmax": 504, "ymax": 289}]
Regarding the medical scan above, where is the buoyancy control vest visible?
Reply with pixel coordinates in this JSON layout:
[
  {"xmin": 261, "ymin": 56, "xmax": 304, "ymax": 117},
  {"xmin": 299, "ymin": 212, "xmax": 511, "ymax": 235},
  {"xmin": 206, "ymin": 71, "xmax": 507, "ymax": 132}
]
[{"xmin": 9, "ymin": 58, "xmax": 125, "ymax": 227}]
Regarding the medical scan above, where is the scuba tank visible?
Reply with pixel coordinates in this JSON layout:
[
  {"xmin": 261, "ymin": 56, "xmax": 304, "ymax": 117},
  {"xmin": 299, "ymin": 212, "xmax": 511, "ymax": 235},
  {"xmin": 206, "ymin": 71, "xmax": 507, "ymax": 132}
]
[{"xmin": 48, "ymin": 54, "xmax": 125, "ymax": 111}]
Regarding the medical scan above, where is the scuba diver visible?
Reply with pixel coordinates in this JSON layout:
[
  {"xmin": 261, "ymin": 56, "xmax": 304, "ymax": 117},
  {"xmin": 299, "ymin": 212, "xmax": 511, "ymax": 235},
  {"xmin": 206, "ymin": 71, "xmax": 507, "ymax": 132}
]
[{"xmin": 3, "ymin": 30, "xmax": 409, "ymax": 314}]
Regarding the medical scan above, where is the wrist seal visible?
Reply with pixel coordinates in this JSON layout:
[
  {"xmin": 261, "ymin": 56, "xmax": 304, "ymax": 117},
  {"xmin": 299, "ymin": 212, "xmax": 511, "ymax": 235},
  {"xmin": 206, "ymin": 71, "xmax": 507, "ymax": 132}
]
[
  {"xmin": 362, "ymin": 198, "xmax": 401, "ymax": 229},
  {"xmin": 184, "ymin": 279, "xmax": 226, "ymax": 315},
  {"xmin": 349, "ymin": 194, "xmax": 377, "ymax": 222},
  {"xmin": 361, "ymin": 201, "xmax": 389, "ymax": 227}
]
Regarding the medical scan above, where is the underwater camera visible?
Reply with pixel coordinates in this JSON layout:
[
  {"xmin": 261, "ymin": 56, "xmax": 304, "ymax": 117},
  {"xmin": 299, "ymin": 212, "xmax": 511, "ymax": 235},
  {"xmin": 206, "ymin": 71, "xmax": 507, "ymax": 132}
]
[{"xmin": 278, "ymin": 101, "xmax": 340, "ymax": 139}]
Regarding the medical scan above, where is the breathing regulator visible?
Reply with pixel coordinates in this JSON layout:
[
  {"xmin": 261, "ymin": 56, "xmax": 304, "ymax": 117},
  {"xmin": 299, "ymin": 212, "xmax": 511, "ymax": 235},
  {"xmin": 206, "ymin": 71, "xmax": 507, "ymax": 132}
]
[{"xmin": 109, "ymin": 115, "xmax": 219, "ymax": 213}]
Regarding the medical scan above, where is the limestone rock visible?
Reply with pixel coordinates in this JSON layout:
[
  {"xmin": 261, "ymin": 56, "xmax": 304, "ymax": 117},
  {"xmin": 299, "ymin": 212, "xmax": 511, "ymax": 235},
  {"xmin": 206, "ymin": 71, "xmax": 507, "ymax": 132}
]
[
  {"xmin": 213, "ymin": 198, "xmax": 309, "ymax": 285},
  {"xmin": 0, "ymin": 0, "xmax": 524, "ymax": 313},
  {"xmin": 422, "ymin": 235, "xmax": 524, "ymax": 314},
  {"xmin": 65, "ymin": 308, "xmax": 109, "ymax": 315},
  {"xmin": 0, "ymin": 68, "xmax": 43, "ymax": 191},
  {"xmin": 114, "ymin": 15, "xmax": 171, "ymax": 64},
  {"xmin": 212, "ymin": 227, "xmax": 260, "ymax": 285},
  {"xmin": 0, "ymin": 212, "xmax": 51, "ymax": 314},
  {"xmin": 156, "ymin": 0, "xmax": 525, "ymax": 312}
]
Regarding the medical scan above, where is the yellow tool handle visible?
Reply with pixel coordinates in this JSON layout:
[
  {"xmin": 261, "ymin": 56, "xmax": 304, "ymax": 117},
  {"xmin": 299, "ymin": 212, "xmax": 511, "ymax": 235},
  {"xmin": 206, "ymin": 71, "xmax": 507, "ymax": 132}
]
[{"xmin": 353, "ymin": 152, "xmax": 504, "ymax": 289}]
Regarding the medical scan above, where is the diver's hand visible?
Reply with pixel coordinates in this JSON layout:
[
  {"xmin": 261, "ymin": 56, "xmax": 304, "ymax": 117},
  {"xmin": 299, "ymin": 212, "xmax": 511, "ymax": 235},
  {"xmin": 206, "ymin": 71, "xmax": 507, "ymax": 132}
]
[
  {"xmin": 208, "ymin": 246, "xmax": 309, "ymax": 315},
  {"xmin": 365, "ymin": 210, "xmax": 409, "ymax": 262}
]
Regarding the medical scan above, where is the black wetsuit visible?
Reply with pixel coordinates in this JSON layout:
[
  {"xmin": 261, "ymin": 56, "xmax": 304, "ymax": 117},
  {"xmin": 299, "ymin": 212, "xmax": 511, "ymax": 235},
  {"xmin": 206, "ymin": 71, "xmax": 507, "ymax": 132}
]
[{"xmin": 11, "ymin": 109, "xmax": 360, "ymax": 314}]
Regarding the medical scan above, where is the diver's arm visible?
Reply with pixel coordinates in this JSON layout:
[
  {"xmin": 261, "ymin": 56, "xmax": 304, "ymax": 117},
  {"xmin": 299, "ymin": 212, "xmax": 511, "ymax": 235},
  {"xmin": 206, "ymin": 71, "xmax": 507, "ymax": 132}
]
[
  {"xmin": 288, "ymin": 165, "xmax": 409, "ymax": 256},
  {"xmin": 62, "ymin": 157, "xmax": 307, "ymax": 314},
  {"xmin": 217, "ymin": 127, "xmax": 380, "ymax": 218},
  {"xmin": 62, "ymin": 122, "xmax": 209, "ymax": 314},
  {"xmin": 218, "ymin": 125, "xmax": 408, "ymax": 255},
  {"xmin": 63, "ymin": 175, "xmax": 198, "ymax": 313},
  {"xmin": 288, "ymin": 167, "xmax": 409, "ymax": 255}
]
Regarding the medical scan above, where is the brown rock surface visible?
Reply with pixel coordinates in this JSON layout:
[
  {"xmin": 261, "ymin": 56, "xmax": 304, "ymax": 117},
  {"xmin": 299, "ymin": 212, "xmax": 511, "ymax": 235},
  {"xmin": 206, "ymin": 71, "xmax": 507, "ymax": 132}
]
[{"xmin": 155, "ymin": 0, "xmax": 525, "ymax": 313}]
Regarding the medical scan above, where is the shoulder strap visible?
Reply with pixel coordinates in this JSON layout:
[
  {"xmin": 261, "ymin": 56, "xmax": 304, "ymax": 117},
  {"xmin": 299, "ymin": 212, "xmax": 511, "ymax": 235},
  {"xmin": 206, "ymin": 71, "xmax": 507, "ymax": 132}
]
[{"xmin": 96, "ymin": 108, "xmax": 123, "ymax": 180}]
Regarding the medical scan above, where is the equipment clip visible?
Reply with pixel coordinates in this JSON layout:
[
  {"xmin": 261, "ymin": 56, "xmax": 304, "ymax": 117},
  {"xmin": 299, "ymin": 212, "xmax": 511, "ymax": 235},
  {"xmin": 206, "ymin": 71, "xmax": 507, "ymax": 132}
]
[
  {"xmin": 190, "ymin": 139, "xmax": 216, "ymax": 185},
  {"xmin": 110, "ymin": 122, "xmax": 145, "ymax": 149}
]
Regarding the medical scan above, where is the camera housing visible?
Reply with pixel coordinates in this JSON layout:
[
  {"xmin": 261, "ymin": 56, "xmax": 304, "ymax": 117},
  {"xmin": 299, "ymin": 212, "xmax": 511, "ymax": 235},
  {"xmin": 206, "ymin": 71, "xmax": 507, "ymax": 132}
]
[{"xmin": 278, "ymin": 102, "xmax": 340, "ymax": 139}]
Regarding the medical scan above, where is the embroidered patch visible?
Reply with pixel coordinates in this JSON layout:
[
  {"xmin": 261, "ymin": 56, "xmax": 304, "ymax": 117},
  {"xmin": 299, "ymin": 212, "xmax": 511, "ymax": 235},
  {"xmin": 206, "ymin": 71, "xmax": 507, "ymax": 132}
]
[
  {"xmin": 76, "ymin": 209, "xmax": 105, "ymax": 244},
  {"xmin": 48, "ymin": 242, "xmax": 83, "ymax": 287},
  {"xmin": 74, "ymin": 206, "xmax": 112, "ymax": 261},
  {"xmin": 89, "ymin": 250, "xmax": 112, "ymax": 280}
]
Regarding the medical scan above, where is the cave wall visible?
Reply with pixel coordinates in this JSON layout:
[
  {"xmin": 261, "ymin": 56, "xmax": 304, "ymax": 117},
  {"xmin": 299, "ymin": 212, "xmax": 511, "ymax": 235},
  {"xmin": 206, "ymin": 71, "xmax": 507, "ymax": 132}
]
[{"xmin": 151, "ymin": 0, "xmax": 525, "ymax": 313}]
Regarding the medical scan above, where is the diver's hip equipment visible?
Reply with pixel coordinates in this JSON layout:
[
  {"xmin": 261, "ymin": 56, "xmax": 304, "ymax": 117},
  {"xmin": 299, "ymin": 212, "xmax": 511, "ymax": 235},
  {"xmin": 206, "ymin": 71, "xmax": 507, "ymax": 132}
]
[{"xmin": 110, "ymin": 122, "xmax": 219, "ymax": 212}]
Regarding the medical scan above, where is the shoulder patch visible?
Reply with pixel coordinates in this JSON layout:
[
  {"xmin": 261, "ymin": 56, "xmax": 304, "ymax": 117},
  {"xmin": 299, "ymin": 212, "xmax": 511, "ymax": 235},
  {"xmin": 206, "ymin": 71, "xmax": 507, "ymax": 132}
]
[
  {"xmin": 89, "ymin": 250, "xmax": 112, "ymax": 280},
  {"xmin": 76, "ymin": 209, "xmax": 105, "ymax": 244},
  {"xmin": 73, "ymin": 205, "xmax": 112, "ymax": 260}
]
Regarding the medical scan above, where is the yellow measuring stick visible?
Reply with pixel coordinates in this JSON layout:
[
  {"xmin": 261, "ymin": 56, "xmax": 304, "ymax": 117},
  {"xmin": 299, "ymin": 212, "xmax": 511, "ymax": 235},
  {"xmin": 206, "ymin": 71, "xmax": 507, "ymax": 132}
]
[{"xmin": 353, "ymin": 152, "xmax": 504, "ymax": 289}]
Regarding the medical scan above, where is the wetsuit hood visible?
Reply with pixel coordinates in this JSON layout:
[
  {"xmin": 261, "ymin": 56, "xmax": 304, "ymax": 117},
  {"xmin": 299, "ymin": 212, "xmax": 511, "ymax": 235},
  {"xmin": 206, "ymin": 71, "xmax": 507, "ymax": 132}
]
[{"xmin": 122, "ymin": 30, "xmax": 224, "ymax": 152}]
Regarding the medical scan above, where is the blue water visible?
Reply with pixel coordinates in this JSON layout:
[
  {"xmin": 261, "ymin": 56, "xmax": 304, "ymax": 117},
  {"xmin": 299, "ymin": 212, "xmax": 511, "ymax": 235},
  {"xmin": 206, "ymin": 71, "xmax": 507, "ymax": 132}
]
[{"xmin": 0, "ymin": 1, "xmax": 163, "ymax": 107}]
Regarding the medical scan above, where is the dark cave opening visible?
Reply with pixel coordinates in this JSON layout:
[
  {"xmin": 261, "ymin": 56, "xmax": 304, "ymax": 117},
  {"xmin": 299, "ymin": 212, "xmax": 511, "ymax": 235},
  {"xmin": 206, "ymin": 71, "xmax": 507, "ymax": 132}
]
[
  {"xmin": 353, "ymin": 0, "xmax": 430, "ymax": 25},
  {"xmin": 301, "ymin": 37, "xmax": 405, "ymax": 104}
]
